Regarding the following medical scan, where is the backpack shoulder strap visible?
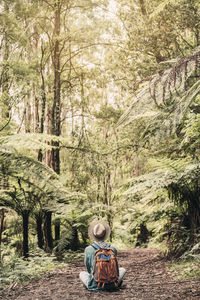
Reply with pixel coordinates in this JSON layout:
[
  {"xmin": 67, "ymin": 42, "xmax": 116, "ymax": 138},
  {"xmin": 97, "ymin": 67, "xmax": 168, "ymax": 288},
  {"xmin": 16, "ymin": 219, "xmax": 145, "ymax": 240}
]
[{"xmin": 91, "ymin": 242, "xmax": 100, "ymax": 250}]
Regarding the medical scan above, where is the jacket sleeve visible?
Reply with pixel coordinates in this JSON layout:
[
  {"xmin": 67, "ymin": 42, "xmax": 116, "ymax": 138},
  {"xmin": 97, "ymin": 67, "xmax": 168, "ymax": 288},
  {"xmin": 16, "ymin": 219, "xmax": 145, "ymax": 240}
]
[{"xmin": 84, "ymin": 247, "xmax": 92, "ymax": 274}]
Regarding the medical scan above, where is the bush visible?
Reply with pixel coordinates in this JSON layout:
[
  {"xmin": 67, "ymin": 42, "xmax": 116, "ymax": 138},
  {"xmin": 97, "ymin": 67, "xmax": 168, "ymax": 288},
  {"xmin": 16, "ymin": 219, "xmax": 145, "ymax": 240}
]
[{"xmin": 0, "ymin": 247, "xmax": 66, "ymax": 294}]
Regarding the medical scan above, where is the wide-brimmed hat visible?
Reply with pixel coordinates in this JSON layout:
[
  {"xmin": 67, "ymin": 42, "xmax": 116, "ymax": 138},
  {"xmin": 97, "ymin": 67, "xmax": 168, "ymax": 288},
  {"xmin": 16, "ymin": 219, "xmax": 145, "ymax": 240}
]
[{"xmin": 88, "ymin": 220, "xmax": 111, "ymax": 242}]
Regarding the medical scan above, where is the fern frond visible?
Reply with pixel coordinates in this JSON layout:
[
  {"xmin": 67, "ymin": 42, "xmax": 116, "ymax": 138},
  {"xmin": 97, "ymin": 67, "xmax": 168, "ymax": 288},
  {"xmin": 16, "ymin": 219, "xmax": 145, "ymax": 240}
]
[
  {"xmin": 117, "ymin": 47, "xmax": 200, "ymax": 130},
  {"xmin": 0, "ymin": 133, "xmax": 70, "ymax": 152},
  {"xmin": 122, "ymin": 163, "xmax": 200, "ymax": 202}
]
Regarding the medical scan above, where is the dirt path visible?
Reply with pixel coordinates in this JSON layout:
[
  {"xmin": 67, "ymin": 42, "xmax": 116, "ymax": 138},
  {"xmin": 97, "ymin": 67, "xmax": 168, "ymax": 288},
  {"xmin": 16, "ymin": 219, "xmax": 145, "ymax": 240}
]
[{"xmin": 1, "ymin": 248, "xmax": 200, "ymax": 300}]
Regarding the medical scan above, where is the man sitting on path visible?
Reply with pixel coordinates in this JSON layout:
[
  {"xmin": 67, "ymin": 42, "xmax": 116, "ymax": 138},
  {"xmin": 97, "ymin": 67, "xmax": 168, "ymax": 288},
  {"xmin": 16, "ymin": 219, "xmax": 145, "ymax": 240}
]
[{"xmin": 79, "ymin": 220, "xmax": 126, "ymax": 291}]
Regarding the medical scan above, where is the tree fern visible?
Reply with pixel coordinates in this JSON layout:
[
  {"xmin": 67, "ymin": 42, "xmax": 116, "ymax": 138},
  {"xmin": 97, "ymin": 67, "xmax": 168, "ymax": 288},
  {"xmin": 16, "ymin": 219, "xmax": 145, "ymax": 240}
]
[
  {"xmin": 117, "ymin": 47, "xmax": 200, "ymax": 133},
  {"xmin": 0, "ymin": 133, "xmax": 70, "ymax": 152}
]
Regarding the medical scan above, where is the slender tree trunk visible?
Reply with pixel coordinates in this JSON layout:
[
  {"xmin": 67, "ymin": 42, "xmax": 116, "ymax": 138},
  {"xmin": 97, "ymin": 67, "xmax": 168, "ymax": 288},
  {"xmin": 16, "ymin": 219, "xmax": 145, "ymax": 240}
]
[
  {"xmin": 71, "ymin": 226, "xmax": 79, "ymax": 251},
  {"xmin": 25, "ymin": 100, "xmax": 32, "ymax": 133},
  {"xmin": 0, "ymin": 209, "xmax": 5, "ymax": 245},
  {"xmin": 45, "ymin": 105, "xmax": 52, "ymax": 167},
  {"xmin": 34, "ymin": 94, "xmax": 39, "ymax": 133},
  {"xmin": 36, "ymin": 213, "xmax": 44, "ymax": 249},
  {"xmin": 1, "ymin": 2, "xmax": 10, "ymax": 121},
  {"xmin": 44, "ymin": 211, "xmax": 53, "ymax": 253},
  {"xmin": 134, "ymin": 153, "xmax": 140, "ymax": 176},
  {"xmin": 106, "ymin": 164, "xmax": 113, "ymax": 241},
  {"xmin": 188, "ymin": 194, "xmax": 200, "ymax": 240},
  {"xmin": 49, "ymin": 0, "xmax": 62, "ymax": 246},
  {"xmin": 51, "ymin": 0, "xmax": 61, "ymax": 174},
  {"xmin": 38, "ymin": 44, "xmax": 47, "ymax": 162},
  {"xmin": 97, "ymin": 174, "xmax": 101, "ymax": 203},
  {"xmin": 42, "ymin": 0, "xmax": 62, "ymax": 253},
  {"xmin": 22, "ymin": 210, "xmax": 29, "ymax": 258},
  {"xmin": 0, "ymin": 165, "xmax": 8, "ymax": 263},
  {"xmin": 0, "ymin": 209, "xmax": 5, "ymax": 264},
  {"xmin": 54, "ymin": 219, "xmax": 60, "ymax": 241}
]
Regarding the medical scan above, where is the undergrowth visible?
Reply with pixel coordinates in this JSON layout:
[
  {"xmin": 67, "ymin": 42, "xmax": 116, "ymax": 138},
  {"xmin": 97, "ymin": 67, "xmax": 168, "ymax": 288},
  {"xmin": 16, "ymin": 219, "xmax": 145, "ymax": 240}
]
[
  {"xmin": 169, "ymin": 242, "xmax": 200, "ymax": 279},
  {"xmin": 0, "ymin": 248, "xmax": 84, "ymax": 295},
  {"xmin": 170, "ymin": 257, "xmax": 200, "ymax": 279}
]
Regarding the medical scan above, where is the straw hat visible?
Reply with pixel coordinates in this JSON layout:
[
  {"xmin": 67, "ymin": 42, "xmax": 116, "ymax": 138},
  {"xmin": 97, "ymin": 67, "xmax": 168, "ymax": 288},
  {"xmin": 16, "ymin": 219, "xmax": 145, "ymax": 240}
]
[{"xmin": 88, "ymin": 220, "xmax": 111, "ymax": 242}]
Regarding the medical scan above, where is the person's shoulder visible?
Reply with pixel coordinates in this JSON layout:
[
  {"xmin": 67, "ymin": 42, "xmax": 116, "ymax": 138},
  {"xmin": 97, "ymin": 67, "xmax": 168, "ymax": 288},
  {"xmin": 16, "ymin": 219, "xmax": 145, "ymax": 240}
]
[{"xmin": 84, "ymin": 244, "xmax": 95, "ymax": 253}]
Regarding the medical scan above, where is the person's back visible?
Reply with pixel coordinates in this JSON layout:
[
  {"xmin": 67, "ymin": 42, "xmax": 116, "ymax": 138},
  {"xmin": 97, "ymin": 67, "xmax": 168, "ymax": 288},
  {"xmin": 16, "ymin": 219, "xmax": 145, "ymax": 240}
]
[{"xmin": 79, "ymin": 220, "xmax": 126, "ymax": 291}]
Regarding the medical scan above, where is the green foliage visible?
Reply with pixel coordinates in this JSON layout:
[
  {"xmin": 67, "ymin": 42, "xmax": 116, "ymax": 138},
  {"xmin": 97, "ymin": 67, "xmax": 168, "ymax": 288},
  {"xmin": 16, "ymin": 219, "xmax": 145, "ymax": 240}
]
[
  {"xmin": 0, "ymin": 246, "xmax": 66, "ymax": 293},
  {"xmin": 170, "ymin": 259, "xmax": 200, "ymax": 279},
  {"xmin": 118, "ymin": 48, "xmax": 200, "ymax": 133},
  {"xmin": 181, "ymin": 112, "xmax": 200, "ymax": 157},
  {"xmin": 54, "ymin": 202, "xmax": 96, "ymax": 253},
  {"xmin": 62, "ymin": 250, "xmax": 84, "ymax": 264},
  {"xmin": 170, "ymin": 240, "xmax": 200, "ymax": 279},
  {"xmin": 118, "ymin": 162, "xmax": 200, "ymax": 255}
]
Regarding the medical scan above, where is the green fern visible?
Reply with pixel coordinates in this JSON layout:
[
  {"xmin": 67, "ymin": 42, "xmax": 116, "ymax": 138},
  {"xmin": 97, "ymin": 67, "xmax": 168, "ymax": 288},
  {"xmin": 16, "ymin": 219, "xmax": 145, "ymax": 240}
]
[{"xmin": 117, "ymin": 47, "xmax": 200, "ymax": 135}]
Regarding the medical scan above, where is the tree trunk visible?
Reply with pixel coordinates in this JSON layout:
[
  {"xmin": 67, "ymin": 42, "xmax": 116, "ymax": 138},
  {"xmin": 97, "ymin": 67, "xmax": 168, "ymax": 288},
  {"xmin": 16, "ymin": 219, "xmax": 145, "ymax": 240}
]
[
  {"xmin": 42, "ymin": 0, "xmax": 62, "ymax": 253},
  {"xmin": 106, "ymin": 166, "xmax": 113, "ymax": 241},
  {"xmin": 0, "ymin": 209, "xmax": 5, "ymax": 245},
  {"xmin": 0, "ymin": 209, "xmax": 6, "ymax": 264},
  {"xmin": 38, "ymin": 45, "xmax": 47, "ymax": 162},
  {"xmin": 22, "ymin": 210, "xmax": 29, "ymax": 258},
  {"xmin": 45, "ymin": 105, "xmax": 52, "ymax": 167},
  {"xmin": 54, "ymin": 219, "xmax": 60, "ymax": 241},
  {"xmin": 1, "ymin": 2, "xmax": 10, "ymax": 121},
  {"xmin": 25, "ymin": 101, "xmax": 32, "ymax": 133},
  {"xmin": 71, "ymin": 226, "xmax": 79, "ymax": 251},
  {"xmin": 43, "ymin": 105, "xmax": 54, "ymax": 252},
  {"xmin": 44, "ymin": 211, "xmax": 53, "ymax": 253},
  {"xmin": 51, "ymin": 0, "xmax": 61, "ymax": 172},
  {"xmin": 34, "ymin": 93, "xmax": 39, "ymax": 133},
  {"xmin": 49, "ymin": 0, "xmax": 61, "ymax": 244},
  {"xmin": 134, "ymin": 153, "xmax": 140, "ymax": 176},
  {"xmin": 36, "ymin": 213, "xmax": 44, "ymax": 249}
]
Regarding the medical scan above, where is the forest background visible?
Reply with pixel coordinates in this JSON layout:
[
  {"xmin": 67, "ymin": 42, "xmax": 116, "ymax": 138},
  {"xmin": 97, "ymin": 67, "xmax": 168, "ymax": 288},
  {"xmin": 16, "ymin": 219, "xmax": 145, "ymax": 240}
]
[{"xmin": 0, "ymin": 0, "xmax": 200, "ymax": 290}]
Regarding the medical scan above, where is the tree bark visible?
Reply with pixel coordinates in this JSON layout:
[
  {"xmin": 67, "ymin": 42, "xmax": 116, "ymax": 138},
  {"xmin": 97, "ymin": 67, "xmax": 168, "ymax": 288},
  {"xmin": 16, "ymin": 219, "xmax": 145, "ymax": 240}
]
[
  {"xmin": 38, "ymin": 44, "xmax": 47, "ymax": 162},
  {"xmin": 25, "ymin": 100, "xmax": 32, "ymax": 133},
  {"xmin": 54, "ymin": 219, "xmax": 60, "ymax": 241},
  {"xmin": 1, "ymin": 2, "xmax": 10, "ymax": 121},
  {"xmin": 0, "ymin": 209, "xmax": 6, "ymax": 263},
  {"xmin": 51, "ymin": 0, "xmax": 61, "ymax": 175},
  {"xmin": 0, "ymin": 209, "xmax": 5, "ymax": 245},
  {"xmin": 42, "ymin": 0, "xmax": 62, "ymax": 253},
  {"xmin": 44, "ymin": 211, "xmax": 53, "ymax": 253},
  {"xmin": 71, "ymin": 226, "xmax": 79, "ymax": 251},
  {"xmin": 36, "ymin": 213, "xmax": 44, "ymax": 249},
  {"xmin": 49, "ymin": 0, "xmax": 62, "ymax": 245},
  {"xmin": 22, "ymin": 210, "xmax": 29, "ymax": 258}
]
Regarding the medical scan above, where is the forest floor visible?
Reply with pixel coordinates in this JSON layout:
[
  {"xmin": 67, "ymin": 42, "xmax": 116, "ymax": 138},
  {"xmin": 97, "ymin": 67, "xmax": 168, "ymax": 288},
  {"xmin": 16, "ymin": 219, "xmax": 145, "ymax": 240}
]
[{"xmin": 1, "ymin": 248, "xmax": 200, "ymax": 300}]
